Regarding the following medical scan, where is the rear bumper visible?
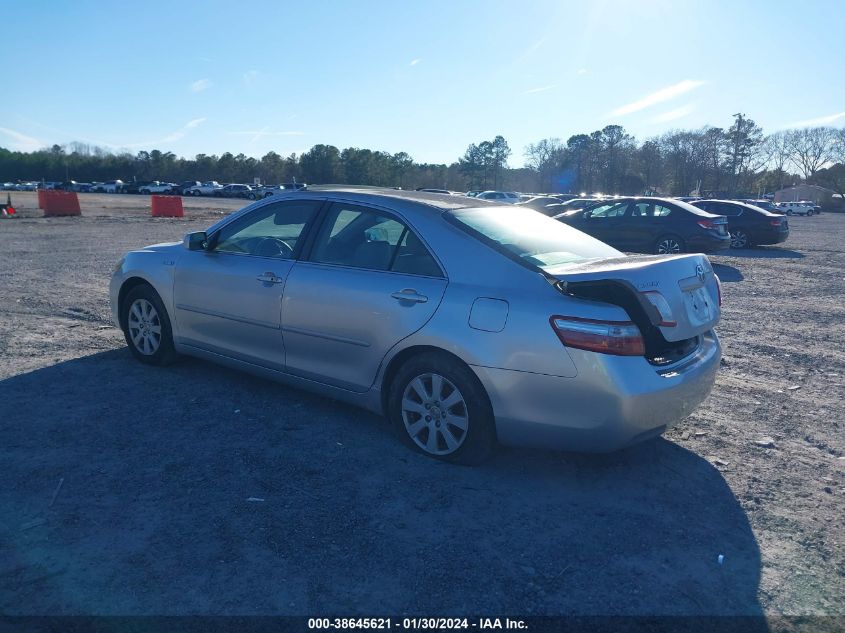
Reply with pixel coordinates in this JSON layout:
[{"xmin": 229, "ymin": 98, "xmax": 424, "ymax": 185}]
[{"xmin": 472, "ymin": 332, "xmax": 720, "ymax": 452}]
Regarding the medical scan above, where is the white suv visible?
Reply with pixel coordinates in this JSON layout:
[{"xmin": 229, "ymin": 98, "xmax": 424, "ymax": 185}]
[
  {"xmin": 776, "ymin": 201, "xmax": 818, "ymax": 216},
  {"xmin": 476, "ymin": 191, "xmax": 520, "ymax": 204}
]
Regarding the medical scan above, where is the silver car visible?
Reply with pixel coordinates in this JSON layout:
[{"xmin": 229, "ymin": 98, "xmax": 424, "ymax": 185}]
[{"xmin": 110, "ymin": 189, "xmax": 722, "ymax": 464}]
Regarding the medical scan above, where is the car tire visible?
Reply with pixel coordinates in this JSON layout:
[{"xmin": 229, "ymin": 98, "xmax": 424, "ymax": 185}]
[
  {"xmin": 786, "ymin": 210, "xmax": 793, "ymax": 216},
  {"xmin": 654, "ymin": 234, "xmax": 685, "ymax": 255},
  {"xmin": 387, "ymin": 352, "xmax": 496, "ymax": 465},
  {"xmin": 121, "ymin": 284, "xmax": 178, "ymax": 366},
  {"xmin": 191, "ymin": 190, "xmax": 200, "ymax": 196},
  {"xmin": 730, "ymin": 229, "xmax": 751, "ymax": 249}
]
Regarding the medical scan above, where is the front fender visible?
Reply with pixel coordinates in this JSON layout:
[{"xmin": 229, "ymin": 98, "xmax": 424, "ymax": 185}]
[{"xmin": 110, "ymin": 250, "xmax": 180, "ymax": 330}]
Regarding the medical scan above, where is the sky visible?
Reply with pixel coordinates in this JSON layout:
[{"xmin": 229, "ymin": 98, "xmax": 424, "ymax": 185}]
[{"xmin": 2, "ymin": 0, "xmax": 844, "ymax": 167}]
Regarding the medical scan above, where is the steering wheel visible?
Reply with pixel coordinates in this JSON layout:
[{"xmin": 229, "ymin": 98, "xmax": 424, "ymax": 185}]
[{"xmin": 255, "ymin": 237, "xmax": 294, "ymax": 258}]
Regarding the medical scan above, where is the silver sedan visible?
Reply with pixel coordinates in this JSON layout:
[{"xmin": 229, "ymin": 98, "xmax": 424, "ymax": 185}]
[{"xmin": 110, "ymin": 189, "xmax": 722, "ymax": 463}]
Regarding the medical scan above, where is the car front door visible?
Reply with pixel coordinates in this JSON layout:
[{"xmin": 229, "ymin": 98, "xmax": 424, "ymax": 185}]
[
  {"xmin": 281, "ymin": 201, "xmax": 447, "ymax": 392},
  {"xmin": 172, "ymin": 199, "xmax": 323, "ymax": 369},
  {"xmin": 581, "ymin": 201, "xmax": 630, "ymax": 248}
]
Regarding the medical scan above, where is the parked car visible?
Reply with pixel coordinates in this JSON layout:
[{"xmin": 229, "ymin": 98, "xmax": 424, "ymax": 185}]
[
  {"xmin": 465, "ymin": 190, "xmax": 483, "ymax": 197},
  {"xmin": 515, "ymin": 196, "xmax": 566, "ymax": 215},
  {"xmin": 261, "ymin": 183, "xmax": 308, "ymax": 198},
  {"xmin": 415, "ymin": 188, "xmax": 451, "ymax": 195},
  {"xmin": 185, "ymin": 181, "xmax": 223, "ymax": 196},
  {"xmin": 555, "ymin": 197, "xmax": 730, "ymax": 255},
  {"xmin": 776, "ymin": 201, "xmax": 817, "ymax": 216},
  {"xmin": 123, "ymin": 181, "xmax": 153, "ymax": 195},
  {"xmin": 691, "ymin": 200, "xmax": 789, "ymax": 248},
  {"xmin": 170, "ymin": 181, "xmax": 201, "ymax": 195},
  {"xmin": 475, "ymin": 191, "xmax": 520, "ymax": 204},
  {"xmin": 110, "ymin": 190, "xmax": 722, "ymax": 464},
  {"xmin": 740, "ymin": 199, "xmax": 783, "ymax": 214},
  {"xmin": 215, "ymin": 183, "xmax": 254, "ymax": 198},
  {"xmin": 139, "ymin": 181, "xmax": 177, "ymax": 195},
  {"xmin": 544, "ymin": 198, "xmax": 604, "ymax": 216},
  {"xmin": 93, "ymin": 180, "xmax": 125, "ymax": 193},
  {"xmin": 54, "ymin": 181, "xmax": 92, "ymax": 192}
]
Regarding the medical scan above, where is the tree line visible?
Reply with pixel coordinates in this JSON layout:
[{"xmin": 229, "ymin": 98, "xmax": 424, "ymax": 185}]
[{"xmin": 1, "ymin": 115, "xmax": 844, "ymax": 199}]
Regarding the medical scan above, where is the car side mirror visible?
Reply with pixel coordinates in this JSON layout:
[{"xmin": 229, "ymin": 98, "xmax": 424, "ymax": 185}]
[{"xmin": 184, "ymin": 231, "xmax": 208, "ymax": 251}]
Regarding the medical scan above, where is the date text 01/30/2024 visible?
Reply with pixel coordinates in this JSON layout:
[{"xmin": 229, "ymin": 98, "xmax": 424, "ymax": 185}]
[{"xmin": 308, "ymin": 618, "xmax": 528, "ymax": 630}]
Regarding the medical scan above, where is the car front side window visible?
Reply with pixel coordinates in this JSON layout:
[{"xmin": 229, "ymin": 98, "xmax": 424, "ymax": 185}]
[{"xmin": 212, "ymin": 200, "xmax": 321, "ymax": 258}]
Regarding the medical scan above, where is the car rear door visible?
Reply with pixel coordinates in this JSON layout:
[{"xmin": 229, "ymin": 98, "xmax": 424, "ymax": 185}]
[
  {"xmin": 281, "ymin": 201, "xmax": 447, "ymax": 393},
  {"xmin": 172, "ymin": 199, "xmax": 323, "ymax": 369}
]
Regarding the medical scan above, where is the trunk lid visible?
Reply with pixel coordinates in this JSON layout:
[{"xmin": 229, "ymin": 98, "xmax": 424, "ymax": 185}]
[{"xmin": 547, "ymin": 253, "xmax": 720, "ymax": 342}]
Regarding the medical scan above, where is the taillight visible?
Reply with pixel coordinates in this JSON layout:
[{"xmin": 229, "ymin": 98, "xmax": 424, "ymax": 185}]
[
  {"xmin": 770, "ymin": 218, "xmax": 783, "ymax": 226},
  {"xmin": 642, "ymin": 291, "xmax": 677, "ymax": 326},
  {"xmin": 550, "ymin": 316, "xmax": 645, "ymax": 356}
]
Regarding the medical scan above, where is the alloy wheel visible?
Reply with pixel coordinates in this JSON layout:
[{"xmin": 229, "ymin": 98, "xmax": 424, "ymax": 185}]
[
  {"xmin": 657, "ymin": 238, "xmax": 682, "ymax": 254},
  {"xmin": 730, "ymin": 230, "xmax": 748, "ymax": 248},
  {"xmin": 127, "ymin": 298, "xmax": 162, "ymax": 356},
  {"xmin": 401, "ymin": 372, "xmax": 469, "ymax": 455}
]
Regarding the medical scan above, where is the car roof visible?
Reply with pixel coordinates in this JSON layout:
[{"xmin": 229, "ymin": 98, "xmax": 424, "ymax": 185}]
[
  {"xmin": 266, "ymin": 186, "xmax": 493, "ymax": 212},
  {"xmin": 696, "ymin": 199, "xmax": 777, "ymax": 215},
  {"xmin": 585, "ymin": 196, "xmax": 720, "ymax": 217}
]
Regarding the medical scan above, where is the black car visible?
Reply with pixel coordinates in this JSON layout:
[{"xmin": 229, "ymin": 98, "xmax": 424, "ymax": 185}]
[
  {"xmin": 691, "ymin": 200, "xmax": 789, "ymax": 248},
  {"xmin": 514, "ymin": 195, "xmax": 564, "ymax": 214},
  {"xmin": 123, "ymin": 181, "xmax": 154, "ymax": 195},
  {"xmin": 554, "ymin": 197, "xmax": 730, "ymax": 255},
  {"xmin": 172, "ymin": 181, "xmax": 201, "ymax": 195},
  {"xmin": 740, "ymin": 199, "xmax": 783, "ymax": 214}
]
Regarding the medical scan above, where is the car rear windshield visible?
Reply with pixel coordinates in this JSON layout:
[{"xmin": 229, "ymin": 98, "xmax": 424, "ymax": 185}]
[{"xmin": 447, "ymin": 206, "xmax": 620, "ymax": 270}]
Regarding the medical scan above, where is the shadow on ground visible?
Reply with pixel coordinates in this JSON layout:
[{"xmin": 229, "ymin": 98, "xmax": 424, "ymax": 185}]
[
  {"xmin": 725, "ymin": 247, "xmax": 804, "ymax": 259},
  {"xmin": 712, "ymin": 263, "xmax": 744, "ymax": 283},
  {"xmin": 0, "ymin": 350, "xmax": 765, "ymax": 623}
]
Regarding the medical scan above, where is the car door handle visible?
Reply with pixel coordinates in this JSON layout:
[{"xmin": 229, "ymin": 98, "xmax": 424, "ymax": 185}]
[
  {"xmin": 256, "ymin": 272, "xmax": 283, "ymax": 284},
  {"xmin": 391, "ymin": 288, "xmax": 428, "ymax": 304}
]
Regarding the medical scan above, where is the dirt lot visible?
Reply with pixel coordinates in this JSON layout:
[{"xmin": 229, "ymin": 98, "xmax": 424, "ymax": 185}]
[{"xmin": 0, "ymin": 192, "xmax": 843, "ymax": 622}]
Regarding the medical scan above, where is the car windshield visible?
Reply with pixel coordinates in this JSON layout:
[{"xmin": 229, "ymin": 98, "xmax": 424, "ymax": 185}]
[{"xmin": 448, "ymin": 206, "xmax": 620, "ymax": 269}]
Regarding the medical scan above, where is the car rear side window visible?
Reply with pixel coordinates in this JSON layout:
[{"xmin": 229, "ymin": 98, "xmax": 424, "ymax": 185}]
[
  {"xmin": 310, "ymin": 203, "xmax": 442, "ymax": 276},
  {"xmin": 213, "ymin": 200, "xmax": 321, "ymax": 258}
]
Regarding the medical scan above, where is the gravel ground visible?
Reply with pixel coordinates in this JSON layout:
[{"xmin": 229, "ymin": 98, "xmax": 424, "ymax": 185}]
[{"xmin": 0, "ymin": 193, "xmax": 842, "ymax": 622}]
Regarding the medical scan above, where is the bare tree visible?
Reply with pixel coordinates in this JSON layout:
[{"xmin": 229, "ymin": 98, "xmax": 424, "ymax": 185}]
[
  {"xmin": 524, "ymin": 138, "xmax": 564, "ymax": 191},
  {"xmin": 786, "ymin": 127, "xmax": 837, "ymax": 179},
  {"xmin": 762, "ymin": 131, "xmax": 792, "ymax": 190}
]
